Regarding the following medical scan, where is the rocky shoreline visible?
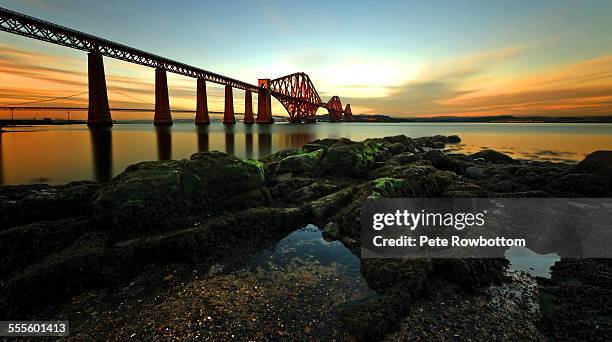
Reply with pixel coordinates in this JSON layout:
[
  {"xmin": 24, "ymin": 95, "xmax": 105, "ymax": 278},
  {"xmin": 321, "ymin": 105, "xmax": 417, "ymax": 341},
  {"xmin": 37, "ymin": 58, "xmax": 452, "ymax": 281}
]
[{"xmin": 1, "ymin": 134, "xmax": 610, "ymax": 340}]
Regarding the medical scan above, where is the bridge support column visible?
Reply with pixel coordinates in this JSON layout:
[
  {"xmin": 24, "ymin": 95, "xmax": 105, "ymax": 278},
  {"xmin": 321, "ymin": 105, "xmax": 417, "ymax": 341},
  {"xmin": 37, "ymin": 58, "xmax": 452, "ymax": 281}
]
[
  {"xmin": 243, "ymin": 90, "xmax": 254, "ymax": 124},
  {"xmin": 154, "ymin": 68, "xmax": 172, "ymax": 126},
  {"xmin": 195, "ymin": 78, "xmax": 210, "ymax": 125},
  {"xmin": 256, "ymin": 79, "xmax": 273, "ymax": 124},
  {"xmin": 222, "ymin": 85, "xmax": 236, "ymax": 124},
  {"xmin": 87, "ymin": 52, "xmax": 112, "ymax": 127}
]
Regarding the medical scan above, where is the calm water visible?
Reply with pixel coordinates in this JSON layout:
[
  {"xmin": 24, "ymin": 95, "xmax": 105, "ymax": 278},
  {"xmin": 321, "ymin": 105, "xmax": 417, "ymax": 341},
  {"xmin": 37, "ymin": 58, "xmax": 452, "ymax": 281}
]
[
  {"xmin": 239, "ymin": 225, "xmax": 377, "ymax": 301},
  {"xmin": 505, "ymin": 247, "xmax": 561, "ymax": 278},
  {"xmin": 0, "ymin": 122, "xmax": 610, "ymax": 185}
]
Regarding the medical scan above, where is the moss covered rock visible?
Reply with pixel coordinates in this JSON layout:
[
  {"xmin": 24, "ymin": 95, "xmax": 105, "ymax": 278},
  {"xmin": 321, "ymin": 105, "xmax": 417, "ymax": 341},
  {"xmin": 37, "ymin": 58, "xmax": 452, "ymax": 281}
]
[
  {"xmin": 469, "ymin": 149, "xmax": 514, "ymax": 164},
  {"xmin": 276, "ymin": 149, "xmax": 324, "ymax": 173},
  {"xmin": 319, "ymin": 139, "xmax": 386, "ymax": 177},
  {"xmin": 0, "ymin": 181, "xmax": 101, "ymax": 231},
  {"xmin": 93, "ymin": 151, "xmax": 266, "ymax": 236},
  {"xmin": 371, "ymin": 177, "xmax": 409, "ymax": 197}
]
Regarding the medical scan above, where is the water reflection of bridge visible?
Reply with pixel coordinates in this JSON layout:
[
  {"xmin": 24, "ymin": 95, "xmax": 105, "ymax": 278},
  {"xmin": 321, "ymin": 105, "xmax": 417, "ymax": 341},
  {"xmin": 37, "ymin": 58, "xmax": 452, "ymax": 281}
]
[{"xmin": 84, "ymin": 127, "xmax": 305, "ymax": 184}]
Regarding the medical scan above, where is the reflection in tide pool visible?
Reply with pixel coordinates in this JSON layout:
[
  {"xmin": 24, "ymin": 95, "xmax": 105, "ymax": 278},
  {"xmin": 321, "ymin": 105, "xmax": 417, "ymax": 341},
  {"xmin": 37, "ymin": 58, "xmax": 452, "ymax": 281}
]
[
  {"xmin": 240, "ymin": 225, "xmax": 377, "ymax": 302},
  {"xmin": 0, "ymin": 122, "xmax": 610, "ymax": 185}
]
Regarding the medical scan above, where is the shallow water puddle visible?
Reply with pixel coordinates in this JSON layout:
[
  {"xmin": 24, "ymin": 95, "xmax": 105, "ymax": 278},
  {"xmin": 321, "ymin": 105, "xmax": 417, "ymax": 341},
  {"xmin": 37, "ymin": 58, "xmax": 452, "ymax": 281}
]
[
  {"xmin": 238, "ymin": 224, "xmax": 377, "ymax": 302},
  {"xmin": 505, "ymin": 246, "xmax": 561, "ymax": 278}
]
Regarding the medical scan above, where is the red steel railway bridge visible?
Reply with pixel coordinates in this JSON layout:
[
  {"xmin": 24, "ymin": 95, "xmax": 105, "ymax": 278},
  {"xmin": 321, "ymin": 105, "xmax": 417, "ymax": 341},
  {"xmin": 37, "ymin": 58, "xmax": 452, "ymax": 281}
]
[{"xmin": 0, "ymin": 7, "xmax": 353, "ymax": 126}]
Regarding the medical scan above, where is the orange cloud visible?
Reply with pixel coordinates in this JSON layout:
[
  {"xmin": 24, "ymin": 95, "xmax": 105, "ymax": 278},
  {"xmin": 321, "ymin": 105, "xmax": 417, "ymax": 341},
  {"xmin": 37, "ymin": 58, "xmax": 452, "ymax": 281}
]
[
  {"xmin": 0, "ymin": 43, "xmax": 257, "ymax": 120},
  {"xmin": 348, "ymin": 48, "xmax": 612, "ymax": 117},
  {"xmin": 2, "ymin": 42, "xmax": 611, "ymax": 119}
]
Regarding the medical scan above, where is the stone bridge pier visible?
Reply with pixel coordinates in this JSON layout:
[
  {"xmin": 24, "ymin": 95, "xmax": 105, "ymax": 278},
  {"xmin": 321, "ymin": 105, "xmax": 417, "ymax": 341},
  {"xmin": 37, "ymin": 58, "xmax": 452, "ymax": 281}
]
[
  {"xmin": 243, "ymin": 90, "xmax": 254, "ymax": 124},
  {"xmin": 87, "ymin": 52, "xmax": 113, "ymax": 127},
  {"xmin": 222, "ymin": 85, "xmax": 236, "ymax": 124},
  {"xmin": 256, "ymin": 79, "xmax": 273, "ymax": 124},
  {"xmin": 154, "ymin": 68, "xmax": 172, "ymax": 126},
  {"xmin": 195, "ymin": 78, "xmax": 210, "ymax": 125}
]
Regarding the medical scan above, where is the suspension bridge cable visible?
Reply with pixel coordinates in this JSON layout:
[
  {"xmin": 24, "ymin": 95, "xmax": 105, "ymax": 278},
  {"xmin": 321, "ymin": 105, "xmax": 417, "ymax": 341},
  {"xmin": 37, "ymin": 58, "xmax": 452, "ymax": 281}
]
[
  {"xmin": 0, "ymin": 91, "xmax": 89, "ymax": 106},
  {"xmin": 107, "ymin": 88, "xmax": 149, "ymax": 105}
]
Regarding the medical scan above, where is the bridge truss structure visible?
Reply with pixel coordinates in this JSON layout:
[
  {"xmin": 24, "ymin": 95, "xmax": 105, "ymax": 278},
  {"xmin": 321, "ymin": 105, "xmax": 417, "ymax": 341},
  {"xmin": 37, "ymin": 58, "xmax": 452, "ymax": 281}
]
[{"xmin": 0, "ymin": 7, "xmax": 353, "ymax": 124}]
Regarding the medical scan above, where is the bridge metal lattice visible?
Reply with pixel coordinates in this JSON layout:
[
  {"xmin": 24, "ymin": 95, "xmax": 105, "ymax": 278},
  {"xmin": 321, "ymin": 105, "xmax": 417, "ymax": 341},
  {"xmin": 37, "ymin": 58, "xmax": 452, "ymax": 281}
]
[
  {"xmin": 269, "ymin": 73, "xmax": 322, "ymax": 123},
  {"xmin": 0, "ymin": 7, "xmax": 259, "ymax": 92},
  {"xmin": 326, "ymin": 96, "xmax": 344, "ymax": 122},
  {"xmin": 0, "ymin": 6, "xmax": 353, "ymax": 122},
  {"xmin": 270, "ymin": 73, "xmax": 353, "ymax": 123}
]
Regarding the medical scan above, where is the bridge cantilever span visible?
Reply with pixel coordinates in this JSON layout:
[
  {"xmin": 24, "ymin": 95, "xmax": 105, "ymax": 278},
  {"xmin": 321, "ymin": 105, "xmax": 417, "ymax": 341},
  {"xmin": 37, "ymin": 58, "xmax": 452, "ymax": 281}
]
[
  {"xmin": 0, "ymin": 7, "xmax": 353, "ymax": 125},
  {"xmin": 268, "ymin": 73, "xmax": 354, "ymax": 123}
]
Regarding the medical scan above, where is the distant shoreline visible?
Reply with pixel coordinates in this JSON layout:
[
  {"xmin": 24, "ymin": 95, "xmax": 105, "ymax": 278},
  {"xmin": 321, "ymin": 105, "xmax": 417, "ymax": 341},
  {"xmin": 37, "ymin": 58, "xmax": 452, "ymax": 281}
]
[{"xmin": 342, "ymin": 114, "xmax": 612, "ymax": 124}]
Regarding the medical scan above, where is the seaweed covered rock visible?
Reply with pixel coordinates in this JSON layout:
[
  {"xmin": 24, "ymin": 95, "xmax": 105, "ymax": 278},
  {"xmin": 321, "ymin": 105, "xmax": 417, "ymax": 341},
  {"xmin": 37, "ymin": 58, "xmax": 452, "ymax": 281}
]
[
  {"xmin": 547, "ymin": 173, "xmax": 609, "ymax": 196},
  {"xmin": 469, "ymin": 149, "xmax": 514, "ymax": 164},
  {"xmin": 276, "ymin": 149, "xmax": 324, "ymax": 173},
  {"xmin": 423, "ymin": 150, "xmax": 467, "ymax": 173},
  {"xmin": 0, "ymin": 231, "xmax": 112, "ymax": 319},
  {"xmin": 93, "ymin": 152, "xmax": 266, "ymax": 236},
  {"xmin": 538, "ymin": 259, "xmax": 612, "ymax": 341},
  {"xmin": 570, "ymin": 150, "xmax": 612, "ymax": 179},
  {"xmin": 0, "ymin": 218, "xmax": 93, "ymax": 276},
  {"xmin": 371, "ymin": 177, "xmax": 410, "ymax": 197},
  {"xmin": 0, "ymin": 181, "xmax": 101, "ymax": 231},
  {"xmin": 319, "ymin": 139, "xmax": 386, "ymax": 177},
  {"xmin": 300, "ymin": 138, "xmax": 340, "ymax": 152},
  {"xmin": 547, "ymin": 151, "xmax": 612, "ymax": 195},
  {"xmin": 337, "ymin": 258, "xmax": 508, "ymax": 341}
]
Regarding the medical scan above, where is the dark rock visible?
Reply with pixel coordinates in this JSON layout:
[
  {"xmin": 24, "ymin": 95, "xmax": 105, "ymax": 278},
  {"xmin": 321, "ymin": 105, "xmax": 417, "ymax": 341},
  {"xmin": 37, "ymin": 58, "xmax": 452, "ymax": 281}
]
[
  {"xmin": 269, "ymin": 176, "xmax": 313, "ymax": 200},
  {"xmin": 0, "ymin": 181, "xmax": 101, "ymax": 231},
  {"xmin": 432, "ymin": 259, "xmax": 508, "ymax": 292},
  {"xmin": 300, "ymin": 138, "xmax": 339, "ymax": 153},
  {"xmin": 469, "ymin": 150, "xmax": 514, "ymax": 164},
  {"xmin": 93, "ymin": 152, "xmax": 266, "ymax": 236},
  {"xmin": 386, "ymin": 142, "xmax": 408, "ymax": 154},
  {"xmin": 392, "ymin": 152, "xmax": 419, "ymax": 165},
  {"xmin": 570, "ymin": 150, "xmax": 612, "ymax": 179},
  {"xmin": 544, "ymin": 151, "xmax": 612, "ymax": 195},
  {"xmin": 319, "ymin": 139, "xmax": 386, "ymax": 177},
  {"xmin": 337, "ymin": 258, "xmax": 508, "ymax": 341},
  {"xmin": 290, "ymin": 182, "xmax": 339, "ymax": 202},
  {"xmin": 464, "ymin": 166, "xmax": 484, "ymax": 179},
  {"xmin": 447, "ymin": 135, "xmax": 461, "ymax": 143},
  {"xmin": 1, "ymin": 206, "xmax": 309, "ymax": 319},
  {"xmin": 260, "ymin": 148, "xmax": 301, "ymax": 163},
  {"xmin": 547, "ymin": 173, "xmax": 609, "ymax": 196},
  {"xmin": 414, "ymin": 135, "xmax": 460, "ymax": 148},
  {"xmin": 321, "ymin": 221, "xmax": 340, "ymax": 240},
  {"xmin": 219, "ymin": 188, "xmax": 272, "ymax": 209},
  {"xmin": 0, "ymin": 218, "xmax": 92, "ymax": 277},
  {"xmin": 442, "ymin": 181, "xmax": 488, "ymax": 197},
  {"xmin": 371, "ymin": 177, "xmax": 410, "ymax": 197},
  {"xmin": 276, "ymin": 149, "xmax": 324, "ymax": 173},
  {"xmin": 119, "ymin": 206, "xmax": 309, "ymax": 265},
  {"xmin": 308, "ymin": 187, "xmax": 358, "ymax": 220},
  {"xmin": 538, "ymin": 259, "xmax": 612, "ymax": 341},
  {"xmin": 422, "ymin": 150, "xmax": 466, "ymax": 173},
  {"xmin": 0, "ymin": 231, "xmax": 112, "ymax": 319},
  {"xmin": 432, "ymin": 141, "xmax": 445, "ymax": 149},
  {"xmin": 369, "ymin": 163, "xmax": 458, "ymax": 197}
]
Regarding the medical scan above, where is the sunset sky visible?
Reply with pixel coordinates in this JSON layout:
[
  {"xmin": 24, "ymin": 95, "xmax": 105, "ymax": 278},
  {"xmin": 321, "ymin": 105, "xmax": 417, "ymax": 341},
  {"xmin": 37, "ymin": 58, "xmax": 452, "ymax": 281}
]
[{"xmin": 1, "ymin": 0, "xmax": 611, "ymax": 119}]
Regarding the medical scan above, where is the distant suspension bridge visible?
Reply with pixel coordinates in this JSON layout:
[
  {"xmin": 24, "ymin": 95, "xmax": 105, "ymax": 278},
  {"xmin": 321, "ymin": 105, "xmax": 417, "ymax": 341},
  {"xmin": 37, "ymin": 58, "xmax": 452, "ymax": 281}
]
[{"xmin": 0, "ymin": 90, "xmax": 254, "ymax": 117}]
